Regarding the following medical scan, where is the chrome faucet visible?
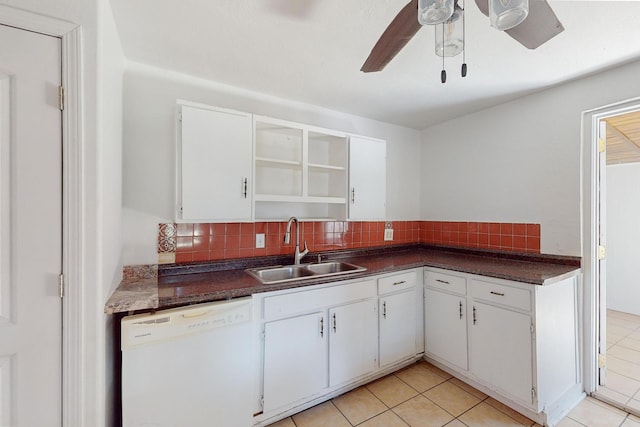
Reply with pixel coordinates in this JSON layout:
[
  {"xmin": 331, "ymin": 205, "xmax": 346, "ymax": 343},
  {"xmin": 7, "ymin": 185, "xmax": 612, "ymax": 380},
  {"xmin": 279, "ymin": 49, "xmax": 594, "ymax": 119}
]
[{"xmin": 284, "ymin": 216, "xmax": 309, "ymax": 264}]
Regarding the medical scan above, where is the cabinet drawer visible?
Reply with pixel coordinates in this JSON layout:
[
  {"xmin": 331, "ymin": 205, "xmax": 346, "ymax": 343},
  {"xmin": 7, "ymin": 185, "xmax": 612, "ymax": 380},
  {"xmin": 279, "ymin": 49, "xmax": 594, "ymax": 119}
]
[
  {"xmin": 378, "ymin": 271, "xmax": 416, "ymax": 295},
  {"xmin": 424, "ymin": 270, "xmax": 466, "ymax": 295},
  {"xmin": 263, "ymin": 279, "xmax": 376, "ymax": 320},
  {"xmin": 470, "ymin": 279, "xmax": 531, "ymax": 312}
]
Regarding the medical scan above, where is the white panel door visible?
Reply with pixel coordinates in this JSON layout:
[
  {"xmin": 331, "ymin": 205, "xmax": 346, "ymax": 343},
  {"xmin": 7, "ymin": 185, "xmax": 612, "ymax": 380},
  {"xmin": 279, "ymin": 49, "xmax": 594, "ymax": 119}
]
[
  {"xmin": 263, "ymin": 312, "xmax": 328, "ymax": 413},
  {"xmin": 179, "ymin": 104, "xmax": 252, "ymax": 221},
  {"xmin": 0, "ymin": 24, "xmax": 62, "ymax": 427},
  {"xmin": 424, "ymin": 288, "xmax": 468, "ymax": 370},
  {"xmin": 380, "ymin": 290, "xmax": 417, "ymax": 367},
  {"xmin": 348, "ymin": 136, "xmax": 386, "ymax": 220},
  {"xmin": 329, "ymin": 299, "xmax": 377, "ymax": 386},
  {"xmin": 469, "ymin": 302, "xmax": 533, "ymax": 406}
]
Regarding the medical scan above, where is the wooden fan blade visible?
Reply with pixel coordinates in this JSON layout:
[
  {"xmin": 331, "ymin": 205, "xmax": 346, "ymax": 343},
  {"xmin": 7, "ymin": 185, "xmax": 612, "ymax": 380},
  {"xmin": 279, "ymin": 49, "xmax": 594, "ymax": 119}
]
[
  {"xmin": 474, "ymin": 0, "xmax": 564, "ymax": 49},
  {"xmin": 361, "ymin": 0, "xmax": 422, "ymax": 73}
]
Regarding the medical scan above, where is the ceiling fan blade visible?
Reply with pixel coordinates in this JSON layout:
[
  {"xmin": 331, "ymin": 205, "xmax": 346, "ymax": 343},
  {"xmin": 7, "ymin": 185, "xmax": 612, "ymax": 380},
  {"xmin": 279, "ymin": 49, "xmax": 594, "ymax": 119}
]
[
  {"xmin": 361, "ymin": 0, "xmax": 422, "ymax": 73},
  {"xmin": 474, "ymin": 0, "xmax": 564, "ymax": 49}
]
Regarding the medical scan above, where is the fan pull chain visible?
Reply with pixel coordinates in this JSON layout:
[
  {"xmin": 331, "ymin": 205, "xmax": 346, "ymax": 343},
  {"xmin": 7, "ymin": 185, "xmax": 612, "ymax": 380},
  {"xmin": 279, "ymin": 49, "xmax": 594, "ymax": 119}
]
[
  {"xmin": 441, "ymin": 24, "xmax": 447, "ymax": 83},
  {"xmin": 461, "ymin": 0, "xmax": 467, "ymax": 77}
]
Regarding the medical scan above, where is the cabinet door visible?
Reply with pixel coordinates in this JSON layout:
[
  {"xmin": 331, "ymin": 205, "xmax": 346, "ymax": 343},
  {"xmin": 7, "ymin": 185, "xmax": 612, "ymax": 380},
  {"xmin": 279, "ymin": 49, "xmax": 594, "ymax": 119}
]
[
  {"xmin": 424, "ymin": 288, "xmax": 468, "ymax": 370},
  {"xmin": 179, "ymin": 104, "xmax": 252, "ymax": 221},
  {"xmin": 380, "ymin": 290, "xmax": 417, "ymax": 367},
  {"xmin": 348, "ymin": 136, "xmax": 386, "ymax": 220},
  {"xmin": 263, "ymin": 312, "xmax": 328, "ymax": 413},
  {"xmin": 469, "ymin": 301, "xmax": 533, "ymax": 405},
  {"xmin": 329, "ymin": 300, "xmax": 377, "ymax": 386}
]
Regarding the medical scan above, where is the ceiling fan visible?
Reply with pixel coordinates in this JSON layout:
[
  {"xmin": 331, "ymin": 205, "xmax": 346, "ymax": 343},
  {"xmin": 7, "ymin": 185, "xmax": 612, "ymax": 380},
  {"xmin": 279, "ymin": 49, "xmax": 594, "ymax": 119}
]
[{"xmin": 361, "ymin": 0, "xmax": 564, "ymax": 80}]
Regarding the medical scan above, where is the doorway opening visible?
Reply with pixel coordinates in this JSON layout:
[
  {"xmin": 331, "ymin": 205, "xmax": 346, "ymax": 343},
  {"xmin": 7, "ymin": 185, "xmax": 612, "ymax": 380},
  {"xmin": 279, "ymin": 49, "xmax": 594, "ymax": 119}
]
[{"xmin": 583, "ymin": 100, "xmax": 640, "ymax": 416}]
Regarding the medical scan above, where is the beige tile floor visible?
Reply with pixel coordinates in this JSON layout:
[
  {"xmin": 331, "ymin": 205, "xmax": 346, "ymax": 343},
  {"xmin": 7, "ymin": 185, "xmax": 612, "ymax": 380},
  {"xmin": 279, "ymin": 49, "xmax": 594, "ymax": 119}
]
[
  {"xmin": 596, "ymin": 310, "xmax": 640, "ymax": 414},
  {"xmin": 268, "ymin": 360, "xmax": 640, "ymax": 427}
]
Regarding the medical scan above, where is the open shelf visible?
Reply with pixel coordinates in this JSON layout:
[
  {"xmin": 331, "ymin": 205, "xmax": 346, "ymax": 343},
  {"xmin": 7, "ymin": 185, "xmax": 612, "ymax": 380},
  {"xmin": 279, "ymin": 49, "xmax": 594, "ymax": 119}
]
[
  {"xmin": 308, "ymin": 163, "xmax": 346, "ymax": 171},
  {"xmin": 253, "ymin": 117, "xmax": 349, "ymax": 221}
]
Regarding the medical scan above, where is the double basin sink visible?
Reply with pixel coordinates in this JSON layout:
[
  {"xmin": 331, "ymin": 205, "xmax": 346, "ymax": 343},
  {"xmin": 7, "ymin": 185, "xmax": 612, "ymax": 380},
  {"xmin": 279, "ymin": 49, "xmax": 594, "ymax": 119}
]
[{"xmin": 246, "ymin": 261, "xmax": 366, "ymax": 284}]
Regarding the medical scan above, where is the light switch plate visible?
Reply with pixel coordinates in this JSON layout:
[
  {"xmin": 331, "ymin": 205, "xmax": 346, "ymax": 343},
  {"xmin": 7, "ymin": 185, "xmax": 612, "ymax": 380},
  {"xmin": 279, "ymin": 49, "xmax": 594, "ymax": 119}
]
[
  {"xmin": 384, "ymin": 229, "xmax": 394, "ymax": 241},
  {"xmin": 256, "ymin": 233, "xmax": 265, "ymax": 248}
]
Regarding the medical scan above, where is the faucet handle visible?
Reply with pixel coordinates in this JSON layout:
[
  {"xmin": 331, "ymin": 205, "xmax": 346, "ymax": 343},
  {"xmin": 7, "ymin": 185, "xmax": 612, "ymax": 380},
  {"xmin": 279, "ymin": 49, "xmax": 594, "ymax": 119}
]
[{"xmin": 301, "ymin": 240, "xmax": 309, "ymax": 257}]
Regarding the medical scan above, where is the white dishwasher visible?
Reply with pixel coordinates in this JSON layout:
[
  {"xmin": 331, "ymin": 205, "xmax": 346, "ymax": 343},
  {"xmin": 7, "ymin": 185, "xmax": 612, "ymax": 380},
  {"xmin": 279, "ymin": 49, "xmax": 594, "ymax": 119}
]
[{"xmin": 121, "ymin": 297, "xmax": 255, "ymax": 427}]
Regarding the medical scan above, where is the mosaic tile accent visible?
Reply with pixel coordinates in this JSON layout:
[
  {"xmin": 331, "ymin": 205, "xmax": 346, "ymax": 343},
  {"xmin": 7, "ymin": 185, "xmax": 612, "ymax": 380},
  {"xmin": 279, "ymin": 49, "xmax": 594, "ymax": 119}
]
[{"xmin": 158, "ymin": 222, "xmax": 177, "ymax": 253}]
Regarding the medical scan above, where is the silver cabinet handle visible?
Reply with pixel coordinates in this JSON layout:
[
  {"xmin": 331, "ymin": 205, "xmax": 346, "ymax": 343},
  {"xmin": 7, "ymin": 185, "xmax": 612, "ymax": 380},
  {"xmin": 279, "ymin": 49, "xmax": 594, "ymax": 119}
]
[
  {"xmin": 383, "ymin": 301, "xmax": 387, "ymax": 319},
  {"xmin": 459, "ymin": 301, "xmax": 463, "ymax": 319},
  {"xmin": 473, "ymin": 305, "xmax": 477, "ymax": 325},
  {"xmin": 393, "ymin": 280, "xmax": 406, "ymax": 286},
  {"xmin": 320, "ymin": 316, "xmax": 324, "ymax": 337},
  {"xmin": 351, "ymin": 187, "xmax": 355, "ymax": 203},
  {"xmin": 436, "ymin": 279, "xmax": 450, "ymax": 285},
  {"xmin": 332, "ymin": 313, "xmax": 337, "ymax": 332},
  {"xmin": 490, "ymin": 291, "xmax": 505, "ymax": 296},
  {"xmin": 242, "ymin": 178, "xmax": 248, "ymax": 199}
]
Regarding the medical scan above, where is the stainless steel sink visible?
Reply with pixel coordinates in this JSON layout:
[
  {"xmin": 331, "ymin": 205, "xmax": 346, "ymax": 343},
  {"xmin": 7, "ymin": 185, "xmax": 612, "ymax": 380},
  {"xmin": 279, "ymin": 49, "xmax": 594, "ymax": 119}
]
[
  {"xmin": 247, "ymin": 265, "xmax": 315, "ymax": 283},
  {"xmin": 305, "ymin": 261, "xmax": 362, "ymax": 275},
  {"xmin": 246, "ymin": 261, "xmax": 366, "ymax": 284}
]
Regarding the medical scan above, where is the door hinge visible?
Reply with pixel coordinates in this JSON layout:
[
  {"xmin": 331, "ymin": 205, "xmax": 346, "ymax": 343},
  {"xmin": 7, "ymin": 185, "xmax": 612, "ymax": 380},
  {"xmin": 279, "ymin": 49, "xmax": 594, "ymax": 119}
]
[
  {"xmin": 531, "ymin": 387, "xmax": 537, "ymax": 404},
  {"xmin": 58, "ymin": 85, "xmax": 64, "ymax": 111},
  {"xmin": 598, "ymin": 245, "xmax": 606, "ymax": 260},
  {"xmin": 598, "ymin": 138, "xmax": 606, "ymax": 153},
  {"xmin": 530, "ymin": 323, "xmax": 535, "ymax": 334},
  {"xmin": 58, "ymin": 273, "xmax": 65, "ymax": 298},
  {"xmin": 178, "ymin": 111, "xmax": 183, "ymax": 122},
  {"xmin": 598, "ymin": 353, "xmax": 606, "ymax": 368}
]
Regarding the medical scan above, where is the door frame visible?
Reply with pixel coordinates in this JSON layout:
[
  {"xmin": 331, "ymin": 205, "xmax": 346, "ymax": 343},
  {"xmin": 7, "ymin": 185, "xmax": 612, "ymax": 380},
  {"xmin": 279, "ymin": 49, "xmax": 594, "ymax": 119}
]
[
  {"xmin": 0, "ymin": 6, "xmax": 84, "ymax": 427},
  {"xmin": 581, "ymin": 97, "xmax": 640, "ymax": 395}
]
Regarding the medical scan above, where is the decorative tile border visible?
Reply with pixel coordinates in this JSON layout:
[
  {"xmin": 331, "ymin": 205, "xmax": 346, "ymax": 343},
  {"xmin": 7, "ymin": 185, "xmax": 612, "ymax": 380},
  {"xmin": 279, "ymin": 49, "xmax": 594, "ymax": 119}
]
[
  {"xmin": 158, "ymin": 223, "xmax": 177, "ymax": 253},
  {"xmin": 160, "ymin": 220, "xmax": 541, "ymax": 264}
]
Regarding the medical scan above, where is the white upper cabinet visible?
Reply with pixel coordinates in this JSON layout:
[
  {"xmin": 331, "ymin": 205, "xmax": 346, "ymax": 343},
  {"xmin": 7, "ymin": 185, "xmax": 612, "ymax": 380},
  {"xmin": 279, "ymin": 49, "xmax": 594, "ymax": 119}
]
[
  {"xmin": 349, "ymin": 136, "xmax": 386, "ymax": 220},
  {"xmin": 177, "ymin": 103, "xmax": 253, "ymax": 221},
  {"xmin": 177, "ymin": 103, "xmax": 387, "ymax": 222}
]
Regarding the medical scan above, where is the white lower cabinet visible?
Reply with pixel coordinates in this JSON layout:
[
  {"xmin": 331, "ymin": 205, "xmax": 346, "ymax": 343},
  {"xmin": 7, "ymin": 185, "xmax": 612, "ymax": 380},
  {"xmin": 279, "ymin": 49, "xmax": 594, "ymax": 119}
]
[
  {"xmin": 424, "ymin": 288, "xmax": 468, "ymax": 370},
  {"xmin": 256, "ymin": 269, "xmax": 422, "ymax": 424},
  {"xmin": 378, "ymin": 271, "xmax": 418, "ymax": 367},
  {"xmin": 469, "ymin": 301, "xmax": 533, "ymax": 405},
  {"xmin": 329, "ymin": 300, "xmax": 378, "ymax": 386},
  {"xmin": 259, "ymin": 279, "xmax": 378, "ymax": 415},
  {"xmin": 424, "ymin": 267, "xmax": 582, "ymax": 426},
  {"xmin": 263, "ymin": 312, "xmax": 328, "ymax": 413}
]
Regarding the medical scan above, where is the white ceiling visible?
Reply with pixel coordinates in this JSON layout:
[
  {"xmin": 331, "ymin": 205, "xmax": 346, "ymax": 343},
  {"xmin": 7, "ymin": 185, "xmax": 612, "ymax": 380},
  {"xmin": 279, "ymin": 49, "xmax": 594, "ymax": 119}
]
[{"xmin": 109, "ymin": 0, "xmax": 640, "ymax": 129}]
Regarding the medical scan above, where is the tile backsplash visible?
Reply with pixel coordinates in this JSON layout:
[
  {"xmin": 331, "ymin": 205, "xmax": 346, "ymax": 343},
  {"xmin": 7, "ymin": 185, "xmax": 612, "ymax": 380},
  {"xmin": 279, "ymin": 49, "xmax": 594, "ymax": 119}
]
[{"xmin": 158, "ymin": 221, "xmax": 541, "ymax": 264}]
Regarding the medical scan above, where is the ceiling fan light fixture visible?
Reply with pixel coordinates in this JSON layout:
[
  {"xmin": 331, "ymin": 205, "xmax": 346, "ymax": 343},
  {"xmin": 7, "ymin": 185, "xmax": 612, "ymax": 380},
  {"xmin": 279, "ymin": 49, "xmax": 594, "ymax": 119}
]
[
  {"xmin": 489, "ymin": 0, "xmax": 529, "ymax": 31},
  {"xmin": 418, "ymin": 0, "xmax": 455, "ymax": 25},
  {"xmin": 435, "ymin": 7, "xmax": 464, "ymax": 57}
]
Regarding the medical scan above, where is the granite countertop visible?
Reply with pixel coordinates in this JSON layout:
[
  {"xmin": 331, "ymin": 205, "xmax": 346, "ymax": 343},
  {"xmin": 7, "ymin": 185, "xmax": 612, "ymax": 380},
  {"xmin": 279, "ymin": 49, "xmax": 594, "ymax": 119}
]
[{"xmin": 104, "ymin": 245, "xmax": 581, "ymax": 315}]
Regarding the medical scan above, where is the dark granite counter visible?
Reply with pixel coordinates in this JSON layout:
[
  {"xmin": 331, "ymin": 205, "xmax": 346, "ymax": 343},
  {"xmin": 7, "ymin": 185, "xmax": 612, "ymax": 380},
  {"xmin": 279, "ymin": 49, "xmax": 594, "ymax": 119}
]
[{"xmin": 104, "ymin": 245, "xmax": 581, "ymax": 314}]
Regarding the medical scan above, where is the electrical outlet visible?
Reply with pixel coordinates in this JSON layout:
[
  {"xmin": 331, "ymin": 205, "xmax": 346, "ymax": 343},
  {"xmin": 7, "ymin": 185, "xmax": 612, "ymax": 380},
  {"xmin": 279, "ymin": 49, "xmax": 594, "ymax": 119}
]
[
  {"xmin": 384, "ymin": 229, "xmax": 394, "ymax": 241},
  {"xmin": 255, "ymin": 233, "xmax": 265, "ymax": 248}
]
